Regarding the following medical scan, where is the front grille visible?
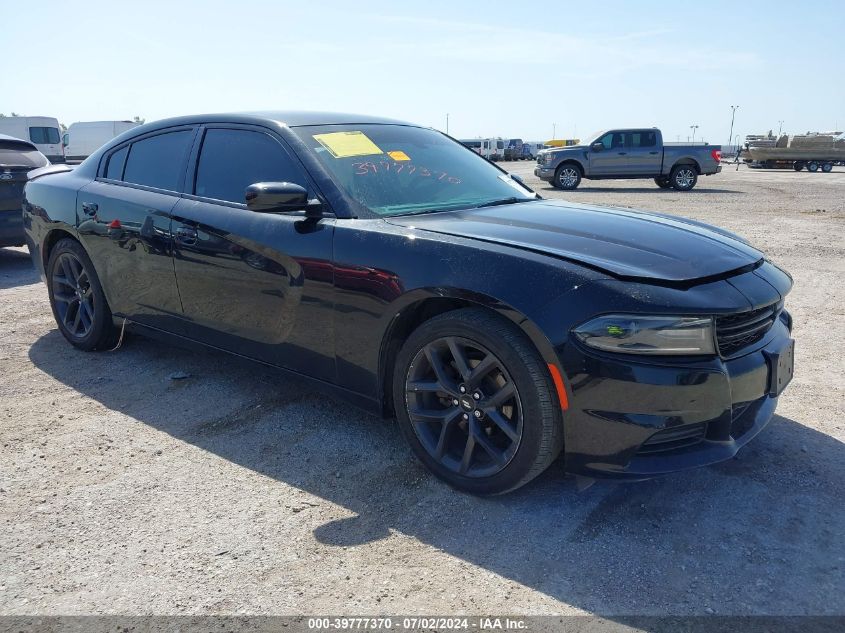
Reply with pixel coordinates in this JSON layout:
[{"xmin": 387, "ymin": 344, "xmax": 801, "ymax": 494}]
[
  {"xmin": 638, "ymin": 422, "xmax": 707, "ymax": 454},
  {"xmin": 716, "ymin": 301, "xmax": 782, "ymax": 356}
]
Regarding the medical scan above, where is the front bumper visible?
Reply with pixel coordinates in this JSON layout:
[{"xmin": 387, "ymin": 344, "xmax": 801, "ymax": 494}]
[
  {"xmin": 534, "ymin": 165, "xmax": 555, "ymax": 182},
  {"xmin": 559, "ymin": 317, "xmax": 793, "ymax": 479}
]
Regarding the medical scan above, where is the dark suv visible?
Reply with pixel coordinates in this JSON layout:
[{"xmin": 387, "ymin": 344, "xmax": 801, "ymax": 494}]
[{"xmin": 1, "ymin": 134, "xmax": 49, "ymax": 248}]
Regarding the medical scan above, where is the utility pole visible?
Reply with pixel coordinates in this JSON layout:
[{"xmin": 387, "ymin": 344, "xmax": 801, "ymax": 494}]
[
  {"xmin": 728, "ymin": 105, "xmax": 739, "ymax": 152},
  {"xmin": 690, "ymin": 124, "xmax": 699, "ymax": 143},
  {"xmin": 446, "ymin": 113, "xmax": 449, "ymax": 135},
  {"xmin": 778, "ymin": 120, "xmax": 784, "ymax": 136},
  {"xmin": 552, "ymin": 123, "xmax": 556, "ymax": 139}
]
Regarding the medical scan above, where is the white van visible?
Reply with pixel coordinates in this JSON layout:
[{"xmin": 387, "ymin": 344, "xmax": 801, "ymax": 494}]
[
  {"xmin": 64, "ymin": 120, "xmax": 140, "ymax": 163},
  {"xmin": 0, "ymin": 116, "xmax": 64, "ymax": 163},
  {"xmin": 459, "ymin": 138, "xmax": 504, "ymax": 161}
]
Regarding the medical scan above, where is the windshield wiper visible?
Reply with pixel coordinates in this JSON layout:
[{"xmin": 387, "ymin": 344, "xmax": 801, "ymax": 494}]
[{"xmin": 475, "ymin": 197, "xmax": 533, "ymax": 209}]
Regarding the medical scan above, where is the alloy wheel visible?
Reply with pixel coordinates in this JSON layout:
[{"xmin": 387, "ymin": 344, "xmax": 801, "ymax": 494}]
[
  {"xmin": 558, "ymin": 167, "xmax": 579, "ymax": 188},
  {"xmin": 51, "ymin": 252, "xmax": 96, "ymax": 339},
  {"xmin": 405, "ymin": 337, "xmax": 523, "ymax": 478},
  {"xmin": 675, "ymin": 168, "xmax": 695, "ymax": 188}
]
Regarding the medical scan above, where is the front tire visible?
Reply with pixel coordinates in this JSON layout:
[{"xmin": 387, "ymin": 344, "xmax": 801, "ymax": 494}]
[
  {"xmin": 670, "ymin": 164, "xmax": 698, "ymax": 191},
  {"xmin": 552, "ymin": 164, "xmax": 582, "ymax": 190},
  {"xmin": 392, "ymin": 308, "xmax": 564, "ymax": 495},
  {"xmin": 46, "ymin": 238, "xmax": 118, "ymax": 351}
]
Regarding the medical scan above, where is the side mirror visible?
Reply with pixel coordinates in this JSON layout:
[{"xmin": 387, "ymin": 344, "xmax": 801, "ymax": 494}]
[
  {"xmin": 245, "ymin": 182, "xmax": 321, "ymax": 217},
  {"xmin": 590, "ymin": 142, "xmax": 604, "ymax": 152}
]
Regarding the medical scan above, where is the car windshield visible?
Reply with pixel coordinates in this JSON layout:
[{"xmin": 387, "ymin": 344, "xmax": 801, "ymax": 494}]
[{"xmin": 293, "ymin": 124, "xmax": 534, "ymax": 217}]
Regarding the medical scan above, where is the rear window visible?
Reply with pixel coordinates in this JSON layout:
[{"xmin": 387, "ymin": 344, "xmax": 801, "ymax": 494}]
[
  {"xmin": 0, "ymin": 141, "xmax": 49, "ymax": 168},
  {"xmin": 29, "ymin": 127, "xmax": 61, "ymax": 145},
  {"xmin": 122, "ymin": 130, "xmax": 193, "ymax": 191}
]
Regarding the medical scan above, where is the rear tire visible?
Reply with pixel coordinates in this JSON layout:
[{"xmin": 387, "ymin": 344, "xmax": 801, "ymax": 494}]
[
  {"xmin": 822, "ymin": 162, "xmax": 833, "ymax": 173},
  {"xmin": 807, "ymin": 161, "xmax": 819, "ymax": 172},
  {"xmin": 654, "ymin": 176, "xmax": 672, "ymax": 189},
  {"xmin": 392, "ymin": 308, "xmax": 564, "ymax": 495},
  {"xmin": 46, "ymin": 238, "xmax": 118, "ymax": 351},
  {"xmin": 793, "ymin": 162, "xmax": 805, "ymax": 171},
  {"xmin": 670, "ymin": 164, "xmax": 698, "ymax": 191},
  {"xmin": 552, "ymin": 164, "xmax": 582, "ymax": 190}
]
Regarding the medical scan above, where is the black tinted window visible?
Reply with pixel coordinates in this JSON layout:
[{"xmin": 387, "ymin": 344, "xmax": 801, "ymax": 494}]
[
  {"xmin": 194, "ymin": 129, "xmax": 306, "ymax": 204},
  {"xmin": 123, "ymin": 130, "xmax": 193, "ymax": 191},
  {"xmin": 628, "ymin": 131, "xmax": 657, "ymax": 148},
  {"xmin": 106, "ymin": 145, "xmax": 129, "ymax": 180},
  {"xmin": 29, "ymin": 127, "xmax": 60, "ymax": 144}
]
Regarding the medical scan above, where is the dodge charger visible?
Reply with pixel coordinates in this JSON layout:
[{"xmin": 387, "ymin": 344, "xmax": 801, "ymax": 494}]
[{"xmin": 22, "ymin": 112, "xmax": 794, "ymax": 494}]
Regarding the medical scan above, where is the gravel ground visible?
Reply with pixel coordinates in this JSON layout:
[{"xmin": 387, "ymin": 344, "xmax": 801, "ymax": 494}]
[{"xmin": 1, "ymin": 164, "xmax": 843, "ymax": 617}]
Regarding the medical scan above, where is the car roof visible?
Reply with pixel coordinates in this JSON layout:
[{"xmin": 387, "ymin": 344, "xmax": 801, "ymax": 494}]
[{"xmin": 140, "ymin": 111, "xmax": 419, "ymax": 131}]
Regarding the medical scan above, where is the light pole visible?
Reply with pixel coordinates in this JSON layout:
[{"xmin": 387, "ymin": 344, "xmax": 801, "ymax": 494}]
[
  {"xmin": 446, "ymin": 113, "xmax": 449, "ymax": 135},
  {"xmin": 690, "ymin": 124, "xmax": 699, "ymax": 143},
  {"xmin": 552, "ymin": 123, "xmax": 556, "ymax": 139},
  {"xmin": 778, "ymin": 120, "xmax": 784, "ymax": 136},
  {"xmin": 728, "ymin": 105, "xmax": 739, "ymax": 151}
]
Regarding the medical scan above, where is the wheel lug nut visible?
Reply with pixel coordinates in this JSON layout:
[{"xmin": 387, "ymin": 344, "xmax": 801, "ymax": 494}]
[
  {"xmin": 473, "ymin": 392, "xmax": 481, "ymax": 400},
  {"xmin": 459, "ymin": 385, "xmax": 466, "ymax": 393},
  {"xmin": 452, "ymin": 399, "xmax": 459, "ymax": 406},
  {"xmin": 473, "ymin": 410, "xmax": 482, "ymax": 418},
  {"xmin": 462, "ymin": 413, "xmax": 469, "ymax": 420}
]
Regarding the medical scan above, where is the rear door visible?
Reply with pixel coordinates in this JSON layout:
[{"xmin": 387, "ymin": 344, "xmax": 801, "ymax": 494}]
[
  {"xmin": 623, "ymin": 130, "xmax": 662, "ymax": 175},
  {"xmin": 76, "ymin": 127, "xmax": 195, "ymax": 328},
  {"xmin": 170, "ymin": 124, "xmax": 335, "ymax": 380}
]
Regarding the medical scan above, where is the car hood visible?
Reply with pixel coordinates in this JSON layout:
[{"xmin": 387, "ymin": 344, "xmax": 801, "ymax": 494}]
[{"xmin": 386, "ymin": 200, "xmax": 763, "ymax": 283}]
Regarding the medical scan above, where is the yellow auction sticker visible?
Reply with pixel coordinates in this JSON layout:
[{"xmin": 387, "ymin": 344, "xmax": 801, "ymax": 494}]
[
  {"xmin": 387, "ymin": 150, "xmax": 411, "ymax": 161},
  {"xmin": 313, "ymin": 131, "xmax": 383, "ymax": 158}
]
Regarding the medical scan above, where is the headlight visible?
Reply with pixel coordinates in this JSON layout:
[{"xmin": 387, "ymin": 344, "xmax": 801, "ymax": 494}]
[{"xmin": 574, "ymin": 315, "xmax": 715, "ymax": 355}]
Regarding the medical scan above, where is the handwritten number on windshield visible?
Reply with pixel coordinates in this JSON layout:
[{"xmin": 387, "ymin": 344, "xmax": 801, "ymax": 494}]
[{"xmin": 353, "ymin": 162, "xmax": 461, "ymax": 184}]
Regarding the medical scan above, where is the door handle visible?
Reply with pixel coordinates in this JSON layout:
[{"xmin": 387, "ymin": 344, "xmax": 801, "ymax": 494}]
[
  {"xmin": 175, "ymin": 225, "xmax": 198, "ymax": 246},
  {"xmin": 81, "ymin": 202, "xmax": 98, "ymax": 216},
  {"xmin": 617, "ymin": 152, "xmax": 627, "ymax": 155},
  {"xmin": 649, "ymin": 151, "xmax": 659, "ymax": 155}
]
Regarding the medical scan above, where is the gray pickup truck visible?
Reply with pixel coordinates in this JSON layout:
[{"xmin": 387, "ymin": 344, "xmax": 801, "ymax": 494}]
[{"xmin": 534, "ymin": 128, "xmax": 721, "ymax": 191}]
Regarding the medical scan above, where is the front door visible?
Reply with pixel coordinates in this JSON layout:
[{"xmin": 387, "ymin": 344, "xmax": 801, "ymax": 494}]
[
  {"xmin": 588, "ymin": 131, "xmax": 627, "ymax": 175},
  {"xmin": 170, "ymin": 125, "xmax": 335, "ymax": 381}
]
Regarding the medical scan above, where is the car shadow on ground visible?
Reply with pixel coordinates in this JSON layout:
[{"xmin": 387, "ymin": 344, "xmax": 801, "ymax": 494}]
[
  {"xmin": 28, "ymin": 330, "xmax": 845, "ymax": 615},
  {"xmin": 542, "ymin": 187, "xmax": 746, "ymax": 194},
  {"xmin": 0, "ymin": 247, "xmax": 38, "ymax": 290}
]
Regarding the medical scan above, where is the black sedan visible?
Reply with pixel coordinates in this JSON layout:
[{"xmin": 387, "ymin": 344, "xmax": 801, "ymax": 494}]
[
  {"xmin": 1, "ymin": 134, "xmax": 49, "ymax": 248},
  {"xmin": 22, "ymin": 112, "xmax": 794, "ymax": 494}
]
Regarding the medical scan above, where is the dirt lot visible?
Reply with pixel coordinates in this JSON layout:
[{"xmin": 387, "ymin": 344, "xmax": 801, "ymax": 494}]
[{"xmin": 1, "ymin": 164, "xmax": 843, "ymax": 617}]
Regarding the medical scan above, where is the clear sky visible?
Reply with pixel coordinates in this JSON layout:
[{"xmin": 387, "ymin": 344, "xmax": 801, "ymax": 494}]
[{"xmin": 3, "ymin": 0, "xmax": 843, "ymax": 145}]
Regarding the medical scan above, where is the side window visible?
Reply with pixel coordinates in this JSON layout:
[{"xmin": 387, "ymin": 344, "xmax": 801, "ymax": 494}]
[
  {"xmin": 194, "ymin": 129, "xmax": 307, "ymax": 204},
  {"xmin": 597, "ymin": 132, "xmax": 624, "ymax": 150},
  {"xmin": 122, "ymin": 130, "xmax": 193, "ymax": 192},
  {"xmin": 628, "ymin": 131, "xmax": 657, "ymax": 148},
  {"xmin": 105, "ymin": 146, "xmax": 129, "ymax": 180}
]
